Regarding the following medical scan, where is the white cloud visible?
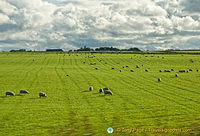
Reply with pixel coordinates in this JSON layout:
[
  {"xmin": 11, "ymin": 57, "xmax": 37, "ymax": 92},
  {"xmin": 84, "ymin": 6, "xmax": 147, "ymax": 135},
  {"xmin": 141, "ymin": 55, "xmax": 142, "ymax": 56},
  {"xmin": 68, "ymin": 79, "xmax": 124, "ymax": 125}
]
[{"xmin": 0, "ymin": 0, "xmax": 200, "ymax": 51}]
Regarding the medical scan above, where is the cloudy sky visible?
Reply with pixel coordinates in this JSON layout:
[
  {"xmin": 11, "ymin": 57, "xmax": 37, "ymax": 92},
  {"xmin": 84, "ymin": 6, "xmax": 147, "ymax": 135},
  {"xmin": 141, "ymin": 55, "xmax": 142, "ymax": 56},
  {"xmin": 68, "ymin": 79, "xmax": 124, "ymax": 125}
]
[{"xmin": 0, "ymin": 0, "xmax": 200, "ymax": 51}]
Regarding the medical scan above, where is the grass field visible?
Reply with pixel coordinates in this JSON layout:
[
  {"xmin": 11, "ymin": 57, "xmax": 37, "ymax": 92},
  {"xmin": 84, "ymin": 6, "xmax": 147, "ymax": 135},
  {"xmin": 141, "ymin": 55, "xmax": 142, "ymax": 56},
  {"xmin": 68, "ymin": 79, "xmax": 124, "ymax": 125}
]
[{"xmin": 0, "ymin": 52, "xmax": 200, "ymax": 136}]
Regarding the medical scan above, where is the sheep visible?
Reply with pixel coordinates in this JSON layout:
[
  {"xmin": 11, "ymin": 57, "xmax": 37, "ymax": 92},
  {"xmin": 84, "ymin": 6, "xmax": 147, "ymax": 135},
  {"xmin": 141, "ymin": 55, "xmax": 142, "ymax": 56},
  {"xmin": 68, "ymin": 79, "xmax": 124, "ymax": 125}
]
[
  {"xmin": 6, "ymin": 91, "xmax": 15, "ymax": 96},
  {"xmin": 20, "ymin": 90, "xmax": 29, "ymax": 94},
  {"xmin": 95, "ymin": 68, "xmax": 98, "ymax": 70},
  {"xmin": 112, "ymin": 67, "xmax": 115, "ymax": 70},
  {"xmin": 120, "ymin": 70, "xmax": 122, "ymax": 72},
  {"xmin": 145, "ymin": 69, "xmax": 148, "ymax": 72},
  {"xmin": 187, "ymin": 70, "xmax": 189, "ymax": 73},
  {"xmin": 104, "ymin": 90, "xmax": 113, "ymax": 95},
  {"xmin": 89, "ymin": 86, "xmax": 93, "ymax": 91},
  {"xmin": 158, "ymin": 78, "xmax": 161, "ymax": 82},
  {"xmin": 66, "ymin": 74, "xmax": 69, "ymax": 76},
  {"xmin": 103, "ymin": 87, "xmax": 109, "ymax": 91},
  {"xmin": 189, "ymin": 69, "xmax": 193, "ymax": 71},
  {"xmin": 164, "ymin": 70, "xmax": 171, "ymax": 72},
  {"xmin": 175, "ymin": 73, "xmax": 178, "ymax": 77},
  {"xmin": 130, "ymin": 70, "xmax": 134, "ymax": 72},
  {"xmin": 171, "ymin": 69, "xmax": 174, "ymax": 71},
  {"xmin": 159, "ymin": 70, "xmax": 162, "ymax": 72},
  {"xmin": 99, "ymin": 88, "xmax": 103, "ymax": 93},
  {"xmin": 122, "ymin": 66, "xmax": 125, "ymax": 68},
  {"xmin": 126, "ymin": 66, "xmax": 129, "ymax": 68},
  {"xmin": 39, "ymin": 92, "xmax": 47, "ymax": 97},
  {"xmin": 179, "ymin": 70, "xmax": 186, "ymax": 73},
  {"xmin": 136, "ymin": 65, "xmax": 139, "ymax": 68},
  {"xmin": 197, "ymin": 70, "xmax": 199, "ymax": 72}
]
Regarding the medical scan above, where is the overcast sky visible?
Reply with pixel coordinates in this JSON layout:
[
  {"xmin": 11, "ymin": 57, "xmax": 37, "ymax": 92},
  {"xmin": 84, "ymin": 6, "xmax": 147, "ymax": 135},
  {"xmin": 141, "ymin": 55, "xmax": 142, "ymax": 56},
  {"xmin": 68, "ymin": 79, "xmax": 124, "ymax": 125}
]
[{"xmin": 0, "ymin": 0, "xmax": 200, "ymax": 51}]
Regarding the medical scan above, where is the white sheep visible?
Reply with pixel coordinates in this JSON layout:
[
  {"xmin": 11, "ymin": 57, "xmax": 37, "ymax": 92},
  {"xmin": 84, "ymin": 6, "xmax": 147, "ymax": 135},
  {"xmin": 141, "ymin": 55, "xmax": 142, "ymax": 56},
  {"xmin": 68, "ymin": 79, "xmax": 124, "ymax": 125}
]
[
  {"xmin": 39, "ymin": 92, "xmax": 47, "ymax": 97},
  {"xmin": 6, "ymin": 91, "xmax": 15, "ymax": 96},
  {"xmin": 89, "ymin": 86, "xmax": 93, "ymax": 91},
  {"xmin": 20, "ymin": 90, "xmax": 29, "ymax": 94}
]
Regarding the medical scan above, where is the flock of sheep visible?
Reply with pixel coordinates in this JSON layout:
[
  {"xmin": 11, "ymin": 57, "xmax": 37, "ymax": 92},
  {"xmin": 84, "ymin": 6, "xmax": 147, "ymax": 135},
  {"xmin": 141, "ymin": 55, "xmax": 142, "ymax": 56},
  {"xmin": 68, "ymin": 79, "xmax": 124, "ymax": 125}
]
[
  {"xmin": 86, "ymin": 55, "xmax": 199, "ymax": 84},
  {"xmin": 5, "ymin": 90, "xmax": 47, "ymax": 97},
  {"xmin": 89, "ymin": 86, "xmax": 113, "ymax": 95}
]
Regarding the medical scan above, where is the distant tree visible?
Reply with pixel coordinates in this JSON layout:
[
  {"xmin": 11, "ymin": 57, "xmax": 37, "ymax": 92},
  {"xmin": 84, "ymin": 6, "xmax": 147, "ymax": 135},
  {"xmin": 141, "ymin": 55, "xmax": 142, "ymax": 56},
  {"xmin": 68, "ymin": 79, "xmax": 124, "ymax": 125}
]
[
  {"xmin": 76, "ymin": 47, "xmax": 94, "ymax": 51},
  {"xmin": 127, "ymin": 47, "xmax": 141, "ymax": 51},
  {"xmin": 95, "ymin": 47, "xmax": 120, "ymax": 51}
]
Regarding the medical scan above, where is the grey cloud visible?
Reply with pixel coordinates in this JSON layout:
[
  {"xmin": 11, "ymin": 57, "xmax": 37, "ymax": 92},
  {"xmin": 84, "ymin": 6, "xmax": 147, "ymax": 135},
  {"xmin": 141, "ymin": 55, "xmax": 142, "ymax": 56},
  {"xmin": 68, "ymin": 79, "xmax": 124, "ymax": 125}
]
[{"xmin": 0, "ymin": 0, "xmax": 200, "ymax": 51}]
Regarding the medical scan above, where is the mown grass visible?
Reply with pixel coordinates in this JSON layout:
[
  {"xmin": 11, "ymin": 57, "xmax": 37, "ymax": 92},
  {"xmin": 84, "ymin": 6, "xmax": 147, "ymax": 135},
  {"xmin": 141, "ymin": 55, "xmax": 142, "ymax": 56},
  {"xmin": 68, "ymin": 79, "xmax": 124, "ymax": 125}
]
[{"xmin": 0, "ymin": 52, "xmax": 200, "ymax": 136}]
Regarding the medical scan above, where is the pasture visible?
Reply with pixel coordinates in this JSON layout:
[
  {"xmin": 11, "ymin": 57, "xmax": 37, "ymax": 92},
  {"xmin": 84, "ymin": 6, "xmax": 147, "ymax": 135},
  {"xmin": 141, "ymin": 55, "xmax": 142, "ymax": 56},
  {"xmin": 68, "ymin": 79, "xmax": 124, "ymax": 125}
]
[{"xmin": 0, "ymin": 52, "xmax": 200, "ymax": 136}]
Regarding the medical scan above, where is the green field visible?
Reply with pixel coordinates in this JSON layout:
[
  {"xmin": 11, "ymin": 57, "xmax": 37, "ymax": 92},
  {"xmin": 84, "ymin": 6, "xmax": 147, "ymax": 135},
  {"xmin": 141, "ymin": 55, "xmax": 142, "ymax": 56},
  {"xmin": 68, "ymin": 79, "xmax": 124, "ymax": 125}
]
[{"xmin": 0, "ymin": 53, "xmax": 200, "ymax": 136}]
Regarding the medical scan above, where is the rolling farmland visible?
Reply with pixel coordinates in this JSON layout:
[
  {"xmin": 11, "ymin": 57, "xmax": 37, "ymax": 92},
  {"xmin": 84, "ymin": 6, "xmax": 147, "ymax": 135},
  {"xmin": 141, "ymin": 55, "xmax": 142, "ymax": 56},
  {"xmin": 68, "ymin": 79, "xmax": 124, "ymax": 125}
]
[{"xmin": 0, "ymin": 52, "xmax": 200, "ymax": 136}]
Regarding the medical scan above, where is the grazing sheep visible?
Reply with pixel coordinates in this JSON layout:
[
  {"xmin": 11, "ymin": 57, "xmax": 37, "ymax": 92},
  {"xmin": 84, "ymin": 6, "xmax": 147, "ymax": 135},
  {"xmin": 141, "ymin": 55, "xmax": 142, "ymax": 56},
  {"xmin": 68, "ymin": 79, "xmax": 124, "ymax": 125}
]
[
  {"xmin": 99, "ymin": 88, "xmax": 103, "ymax": 93},
  {"xmin": 130, "ymin": 70, "xmax": 134, "ymax": 72},
  {"xmin": 122, "ymin": 66, "xmax": 125, "ymax": 68},
  {"xmin": 197, "ymin": 70, "xmax": 199, "ymax": 72},
  {"xmin": 126, "ymin": 66, "xmax": 129, "ymax": 68},
  {"xmin": 112, "ymin": 67, "xmax": 115, "ymax": 70},
  {"xmin": 39, "ymin": 92, "xmax": 47, "ymax": 97},
  {"xmin": 164, "ymin": 70, "xmax": 171, "ymax": 72},
  {"xmin": 95, "ymin": 68, "xmax": 98, "ymax": 70},
  {"xmin": 20, "ymin": 90, "xmax": 29, "ymax": 94},
  {"xmin": 171, "ymin": 69, "xmax": 174, "ymax": 71},
  {"xmin": 179, "ymin": 70, "xmax": 186, "ymax": 73},
  {"xmin": 187, "ymin": 70, "xmax": 189, "ymax": 73},
  {"xmin": 136, "ymin": 65, "xmax": 139, "ymax": 68},
  {"xmin": 6, "ymin": 91, "xmax": 15, "ymax": 96},
  {"xmin": 67, "ymin": 74, "xmax": 69, "ymax": 76},
  {"xmin": 159, "ymin": 70, "xmax": 162, "ymax": 72},
  {"xmin": 189, "ymin": 69, "xmax": 193, "ymax": 71},
  {"xmin": 103, "ymin": 87, "xmax": 109, "ymax": 91},
  {"xmin": 158, "ymin": 78, "xmax": 161, "ymax": 82},
  {"xmin": 175, "ymin": 73, "xmax": 178, "ymax": 77},
  {"xmin": 104, "ymin": 90, "xmax": 113, "ymax": 95},
  {"xmin": 145, "ymin": 69, "xmax": 148, "ymax": 72},
  {"xmin": 89, "ymin": 86, "xmax": 93, "ymax": 91}
]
